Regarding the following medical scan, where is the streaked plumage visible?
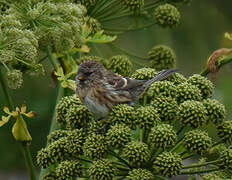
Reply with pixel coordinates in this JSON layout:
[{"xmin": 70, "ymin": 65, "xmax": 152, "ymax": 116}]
[{"xmin": 76, "ymin": 61, "xmax": 176, "ymax": 119}]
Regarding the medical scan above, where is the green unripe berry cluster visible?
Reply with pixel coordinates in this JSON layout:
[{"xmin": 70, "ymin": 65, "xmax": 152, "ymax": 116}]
[
  {"xmin": 148, "ymin": 45, "xmax": 176, "ymax": 70},
  {"xmin": 107, "ymin": 55, "xmax": 133, "ymax": 76},
  {"xmin": 154, "ymin": 3, "xmax": 181, "ymax": 28}
]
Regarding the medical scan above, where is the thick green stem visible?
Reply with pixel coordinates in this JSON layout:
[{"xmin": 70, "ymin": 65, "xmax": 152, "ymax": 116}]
[
  {"xmin": 39, "ymin": 85, "xmax": 64, "ymax": 180},
  {"xmin": 0, "ymin": 67, "xmax": 14, "ymax": 109},
  {"xmin": 182, "ymin": 159, "xmax": 223, "ymax": 169},
  {"xmin": 46, "ymin": 46, "xmax": 59, "ymax": 71},
  {"xmin": 200, "ymin": 55, "xmax": 232, "ymax": 76},
  {"xmin": 21, "ymin": 142, "xmax": 37, "ymax": 180},
  {"xmin": 169, "ymin": 138, "xmax": 184, "ymax": 153},
  {"xmin": 109, "ymin": 150, "xmax": 132, "ymax": 169},
  {"xmin": 0, "ymin": 68, "xmax": 36, "ymax": 180},
  {"xmin": 180, "ymin": 167, "xmax": 221, "ymax": 175}
]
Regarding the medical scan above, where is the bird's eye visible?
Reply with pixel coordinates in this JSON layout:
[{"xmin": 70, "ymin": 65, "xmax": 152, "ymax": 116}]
[{"xmin": 85, "ymin": 71, "xmax": 92, "ymax": 76}]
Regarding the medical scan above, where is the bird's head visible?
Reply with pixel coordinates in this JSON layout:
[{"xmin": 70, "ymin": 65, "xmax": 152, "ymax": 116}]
[{"xmin": 76, "ymin": 61, "xmax": 105, "ymax": 86}]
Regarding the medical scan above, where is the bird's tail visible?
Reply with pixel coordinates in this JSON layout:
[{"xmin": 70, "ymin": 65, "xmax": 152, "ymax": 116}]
[{"xmin": 143, "ymin": 69, "xmax": 177, "ymax": 91}]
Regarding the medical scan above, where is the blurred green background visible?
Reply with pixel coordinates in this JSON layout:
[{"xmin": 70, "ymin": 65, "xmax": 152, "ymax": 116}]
[{"xmin": 0, "ymin": 0, "xmax": 232, "ymax": 177}]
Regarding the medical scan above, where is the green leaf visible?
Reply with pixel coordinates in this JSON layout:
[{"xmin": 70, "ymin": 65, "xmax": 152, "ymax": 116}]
[
  {"xmin": 12, "ymin": 116, "xmax": 32, "ymax": 141},
  {"xmin": 86, "ymin": 30, "xmax": 117, "ymax": 44}
]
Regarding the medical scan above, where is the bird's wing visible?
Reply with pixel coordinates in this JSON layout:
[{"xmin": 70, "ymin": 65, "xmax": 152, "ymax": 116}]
[{"xmin": 106, "ymin": 73, "xmax": 146, "ymax": 104}]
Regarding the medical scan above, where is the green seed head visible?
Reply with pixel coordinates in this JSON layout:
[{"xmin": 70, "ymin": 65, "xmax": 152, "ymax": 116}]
[
  {"xmin": 122, "ymin": 0, "xmax": 144, "ymax": 14},
  {"xmin": 166, "ymin": 72, "xmax": 187, "ymax": 85},
  {"xmin": 89, "ymin": 159, "xmax": 116, "ymax": 180},
  {"xmin": 55, "ymin": 160, "xmax": 82, "ymax": 180},
  {"xmin": 203, "ymin": 99, "xmax": 226, "ymax": 124},
  {"xmin": 107, "ymin": 55, "xmax": 133, "ymax": 76},
  {"xmin": 85, "ymin": 16, "xmax": 101, "ymax": 35},
  {"xmin": 153, "ymin": 151, "xmax": 182, "ymax": 177},
  {"xmin": 127, "ymin": 169, "xmax": 154, "ymax": 180},
  {"xmin": 187, "ymin": 74, "xmax": 214, "ymax": 99},
  {"xmin": 106, "ymin": 124, "xmax": 131, "ymax": 148},
  {"xmin": 108, "ymin": 104, "xmax": 136, "ymax": 128},
  {"xmin": 153, "ymin": 3, "xmax": 181, "ymax": 28},
  {"xmin": 6, "ymin": 69, "xmax": 23, "ymax": 89},
  {"xmin": 37, "ymin": 141, "xmax": 65, "ymax": 168},
  {"xmin": 176, "ymin": 82, "xmax": 202, "ymax": 103},
  {"xmin": 151, "ymin": 96, "xmax": 178, "ymax": 122},
  {"xmin": 56, "ymin": 95, "xmax": 82, "ymax": 127},
  {"xmin": 148, "ymin": 45, "xmax": 176, "ymax": 70},
  {"xmin": 178, "ymin": 100, "xmax": 208, "ymax": 128},
  {"xmin": 83, "ymin": 133, "xmax": 108, "ymax": 159},
  {"xmin": 184, "ymin": 129, "xmax": 212, "ymax": 154},
  {"xmin": 220, "ymin": 147, "xmax": 232, "ymax": 168},
  {"xmin": 149, "ymin": 124, "xmax": 177, "ymax": 149},
  {"xmin": 123, "ymin": 141, "xmax": 150, "ymax": 167},
  {"xmin": 136, "ymin": 106, "xmax": 160, "ymax": 129},
  {"xmin": 131, "ymin": 67, "xmax": 158, "ymax": 80},
  {"xmin": 147, "ymin": 81, "xmax": 177, "ymax": 100},
  {"xmin": 47, "ymin": 129, "xmax": 69, "ymax": 144},
  {"xmin": 217, "ymin": 121, "xmax": 232, "ymax": 144},
  {"xmin": 66, "ymin": 105, "xmax": 93, "ymax": 130}
]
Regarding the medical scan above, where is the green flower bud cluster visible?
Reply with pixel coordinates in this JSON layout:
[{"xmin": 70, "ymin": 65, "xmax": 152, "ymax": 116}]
[
  {"xmin": 153, "ymin": 151, "xmax": 182, "ymax": 176},
  {"xmin": 131, "ymin": 67, "xmax": 158, "ymax": 80},
  {"xmin": 122, "ymin": 0, "xmax": 144, "ymax": 14},
  {"xmin": 217, "ymin": 121, "xmax": 232, "ymax": 144},
  {"xmin": 148, "ymin": 45, "xmax": 176, "ymax": 70},
  {"xmin": 66, "ymin": 105, "xmax": 93, "ymax": 129},
  {"xmin": 153, "ymin": 3, "xmax": 181, "ymax": 28},
  {"xmin": 151, "ymin": 96, "xmax": 178, "ymax": 122},
  {"xmin": 203, "ymin": 99, "xmax": 226, "ymax": 124},
  {"xmin": 37, "ymin": 70, "xmax": 230, "ymax": 179},
  {"xmin": 89, "ymin": 159, "xmax": 116, "ymax": 180},
  {"xmin": 127, "ymin": 169, "xmax": 154, "ymax": 180},
  {"xmin": 55, "ymin": 160, "xmax": 82, "ymax": 180},
  {"xmin": 83, "ymin": 133, "xmax": 108, "ymax": 159},
  {"xmin": 147, "ymin": 81, "xmax": 177, "ymax": 100},
  {"xmin": 220, "ymin": 147, "xmax": 232, "ymax": 168},
  {"xmin": 176, "ymin": 82, "xmax": 202, "ymax": 103},
  {"xmin": 135, "ymin": 106, "xmax": 160, "ymax": 129},
  {"xmin": 187, "ymin": 74, "xmax": 214, "ymax": 99},
  {"xmin": 166, "ymin": 72, "xmax": 187, "ymax": 85},
  {"xmin": 107, "ymin": 55, "xmax": 133, "ymax": 76},
  {"xmin": 183, "ymin": 130, "xmax": 212, "ymax": 154},
  {"xmin": 55, "ymin": 95, "xmax": 82, "ymax": 127},
  {"xmin": 47, "ymin": 129, "xmax": 69, "ymax": 144},
  {"xmin": 85, "ymin": 16, "xmax": 102, "ymax": 35},
  {"xmin": 149, "ymin": 124, "xmax": 177, "ymax": 149},
  {"xmin": 178, "ymin": 100, "xmax": 208, "ymax": 128},
  {"xmin": 108, "ymin": 104, "xmax": 136, "ymax": 128},
  {"xmin": 6, "ymin": 69, "xmax": 23, "ymax": 89},
  {"xmin": 37, "ymin": 129, "xmax": 84, "ymax": 168},
  {"xmin": 106, "ymin": 124, "xmax": 131, "ymax": 148},
  {"xmin": 123, "ymin": 141, "xmax": 150, "ymax": 167}
]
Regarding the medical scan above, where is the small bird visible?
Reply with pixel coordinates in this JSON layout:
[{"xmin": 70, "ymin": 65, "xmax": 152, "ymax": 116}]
[{"xmin": 76, "ymin": 61, "xmax": 176, "ymax": 119}]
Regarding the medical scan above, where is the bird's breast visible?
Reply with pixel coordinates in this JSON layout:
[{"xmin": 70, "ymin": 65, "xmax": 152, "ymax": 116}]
[{"xmin": 84, "ymin": 95, "xmax": 109, "ymax": 119}]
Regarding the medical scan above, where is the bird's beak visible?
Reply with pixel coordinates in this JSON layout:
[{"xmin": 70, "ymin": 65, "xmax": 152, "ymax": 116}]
[{"xmin": 76, "ymin": 73, "xmax": 85, "ymax": 81}]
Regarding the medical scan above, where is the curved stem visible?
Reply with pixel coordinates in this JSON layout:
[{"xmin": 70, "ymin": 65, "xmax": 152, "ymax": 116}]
[
  {"xmin": 200, "ymin": 55, "xmax": 232, "ymax": 76},
  {"xmin": 21, "ymin": 142, "xmax": 37, "ymax": 180},
  {"xmin": 182, "ymin": 159, "xmax": 223, "ymax": 169},
  {"xmin": 108, "ymin": 44, "xmax": 149, "ymax": 61},
  {"xmin": 180, "ymin": 167, "xmax": 221, "ymax": 175},
  {"xmin": 39, "ymin": 85, "xmax": 64, "ymax": 180},
  {"xmin": 109, "ymin": 150, "xmax": 132, "ymax": 169},
  {"xmin": 0, "ymin": 67, "xmax": 14, "ymax": 109},
  {"xmin": 103, "ymin": 22, "xmax": 156, "ymax": 34}
]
